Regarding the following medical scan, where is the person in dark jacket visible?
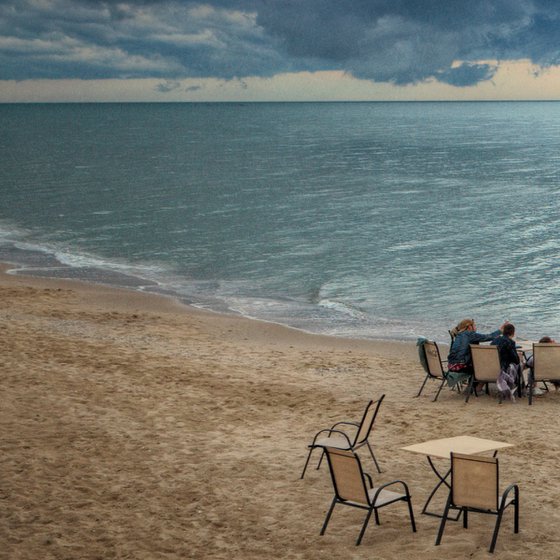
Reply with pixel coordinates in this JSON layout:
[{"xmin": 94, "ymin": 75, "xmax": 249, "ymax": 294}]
[
  {"xmin": 491, "ymin": 323, "xmax": 521, "ymax": 400},
  {"xmin": 491, "ymin": 323, "xmax": 520, "ymax": 370}
]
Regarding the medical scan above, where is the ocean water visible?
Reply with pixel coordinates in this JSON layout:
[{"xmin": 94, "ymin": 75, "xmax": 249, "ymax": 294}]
[{"xmin": 1, "ymin": 101, "xmax": 559, "ymax": 343}]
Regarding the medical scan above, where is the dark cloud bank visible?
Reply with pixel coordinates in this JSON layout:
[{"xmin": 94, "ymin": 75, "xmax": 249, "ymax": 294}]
[{"xmin": 1, "ymin": 0, "xmax": 560, "ymax": 86}]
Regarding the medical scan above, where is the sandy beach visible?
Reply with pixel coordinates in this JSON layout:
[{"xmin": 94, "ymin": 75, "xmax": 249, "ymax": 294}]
[{"xmin": 1, "ymin": 264, "xmax": 559, "ymax": 560}]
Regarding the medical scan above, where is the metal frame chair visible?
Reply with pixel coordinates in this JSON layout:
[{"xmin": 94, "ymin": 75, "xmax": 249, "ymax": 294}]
[
  {"xmin": 416, "ymin": 340, "xmax": 449, "ymax": 401},
  {"xmin": 320, "ymin": 447, "xmax": 416, "ymax": 545},
  {"xmin": 466, "ymin": 344, "xmax": 501, "ymax": 403},
  {"xmin": 435, "ymin": 452, "xmax": 519, "ymax": 553},
  {"xmin": 301, "ymin": 396, "xmax": 384, "ymax": 479},
  {"xmin": 528, "ymin": 342, "xmax": 560, "ymax": 404}
]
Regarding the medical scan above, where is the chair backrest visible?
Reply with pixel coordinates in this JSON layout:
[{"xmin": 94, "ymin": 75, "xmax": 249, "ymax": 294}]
[
  {"xmin": 532, "ymin": 343, "xmax": 560, "ymax": 381},
  {"xmin": 451, "ymin": 452, "xmax": 499, "ymax": 511},
  {"xmin": 470, "ymin": 344, "xmax": 500, "ymax": 382},
  {"xmin": 353, "ymin": 395, "xmax": 384, "ymax": 446},
  {"xmin": 448, "ymin": 329, "xmax": 457, "ymax": 345},
  {"xmin": 324, "ymin": 447, "xmax": 370, "ymax": 506},
  {"xmin": 422, "ymin": 340, "xmax": 445, "ymax": 378}
]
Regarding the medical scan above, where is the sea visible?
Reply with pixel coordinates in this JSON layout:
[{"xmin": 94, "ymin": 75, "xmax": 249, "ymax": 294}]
[{"xmin": 1, "ymin": 101, "xmax": 559, "ymax": 344}]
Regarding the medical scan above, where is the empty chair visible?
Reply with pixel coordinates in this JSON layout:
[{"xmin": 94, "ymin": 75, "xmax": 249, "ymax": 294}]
[
  {"xmin": 435, "ymin": 452, "xmax": 519, "ymax": 553},
  {"xmin": 528, "ymin": 342, "xmax": 560, "ymax": 405},
  {"xmin": 301, "ymin": 396, "xmax": 384, "ymax": 479},
  {"xmin": 320, "ymin": 447, "xmax": 416, "ymax": 545},
  {"xmin": 416, "ymin": 340, "xmax": 449, "ymax": 401},
  {"xmin": 466, "ymin": 344, "xmax": 501, "ymax": 403}
]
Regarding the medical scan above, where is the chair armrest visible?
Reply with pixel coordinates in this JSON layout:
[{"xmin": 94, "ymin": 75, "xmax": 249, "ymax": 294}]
[
  {"xmin": 364, "ymin": 473, "xmax": 373, "ymax": 489},
  {"xmin": 371, "ymin": 479, "xmax": 411, "ymax": 503},
  {"xmin": 309, "ymin": 429, "xmax": 353, "ymax": 448},
  {"xmin": 499, "ymin": 483, "xmax": 519, "ymax": 509}
]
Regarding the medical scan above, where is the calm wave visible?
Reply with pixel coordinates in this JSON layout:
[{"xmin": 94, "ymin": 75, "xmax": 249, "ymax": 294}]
[{"xmin": 1, "ymin": 101, "xmax": 559, "ymax": 342}]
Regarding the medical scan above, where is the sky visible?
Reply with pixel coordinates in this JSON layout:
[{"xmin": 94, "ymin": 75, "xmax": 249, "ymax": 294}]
[{"xmin": 2, "ymin": 0, "xmax": 560, "ymax": 102}]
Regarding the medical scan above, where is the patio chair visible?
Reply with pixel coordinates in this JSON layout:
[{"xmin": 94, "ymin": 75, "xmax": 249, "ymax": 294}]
[
  {"xmin": 435, "ymin": 452, "xmax": 519, "ymax": 553},
  {"xmin": 466, "ymin": 344, "xmax": 501, "ymax": 403},
  {"xmin": 416, "ymin": 340, "xmax": 449, "ymax": 401},
  {"xmin": 301, "ymin": 396, "xmax": 384, "ymax": 479},
  {"xmin": 527, "ymin": 342, "xmax": 560, "ymax": 405},
  {"xmin": 320, "ymin": 447, "xmax": 416, "ymax": 545}
]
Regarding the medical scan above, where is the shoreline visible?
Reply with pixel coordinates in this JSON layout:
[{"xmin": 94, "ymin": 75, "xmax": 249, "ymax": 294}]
[
  {"xmin": 2, "ymin": 263, "xmax": 558, "ymax": 559},
  {"xmin": 0, "ymin": 245, "xmax": 449, "ymax": 345},
  {"xmin": 0, "ymin": 262, "xmax": 421, "ymax": 359}
]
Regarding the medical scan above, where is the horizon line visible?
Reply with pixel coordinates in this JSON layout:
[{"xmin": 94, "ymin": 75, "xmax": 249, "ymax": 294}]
[{"xmin": 3, "ymin": 98, "xmax": 560, "ymax": 104}]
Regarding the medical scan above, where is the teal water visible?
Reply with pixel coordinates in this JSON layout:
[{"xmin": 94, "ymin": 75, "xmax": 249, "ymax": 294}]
[{"xmin": 1, "ymin": 101, "xmax": 559, "ymax": 342}]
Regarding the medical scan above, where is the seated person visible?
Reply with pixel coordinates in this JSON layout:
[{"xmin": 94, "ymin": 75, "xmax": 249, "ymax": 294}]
[
  {"xmin": 525, "ymin": 336, "xmax": 557, "ymax": 395},
  {"xmin": 491, "ymin": 323, "xmax": 520, "ymax": 369},
  {"xmin": 447, "ymin": 318, "xmax": 505, "ymax": 387},
  {"xmin": 491, "ymin": 323, "xmax": 521, "ymax": 400}
]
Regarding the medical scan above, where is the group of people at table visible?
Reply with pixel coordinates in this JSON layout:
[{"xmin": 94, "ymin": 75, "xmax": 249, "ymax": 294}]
[{"xmin": 446, "ymin": 317, "xmax": 556, "ymax": 398}]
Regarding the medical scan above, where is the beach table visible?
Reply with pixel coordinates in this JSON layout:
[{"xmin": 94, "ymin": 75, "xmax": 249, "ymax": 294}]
[
  {"xmin": 401, "ymin": 435, "xmax": 513, "ymax": 519},
  {"xmin": 515, "ymin": 339, "xmax": 536, "ymax": 353},
  {"xmin": 477, "ymin": 338, "xmax": 534, "ymax": 354}
]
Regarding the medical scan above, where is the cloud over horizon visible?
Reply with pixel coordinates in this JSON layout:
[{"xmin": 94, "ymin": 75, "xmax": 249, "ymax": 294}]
[{"xmin": 2, "ymin": 0, "xmax": 560, "ymax": 87}]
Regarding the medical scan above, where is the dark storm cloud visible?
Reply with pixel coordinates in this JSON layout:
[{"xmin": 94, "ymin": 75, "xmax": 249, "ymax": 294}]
[
  {"xmin": 1, "ymin": 0, "xmax": 560, "ymax": 85},
  {"xmin": 437, "ymin": 62, "xmax": 499, "ymax": 87}
]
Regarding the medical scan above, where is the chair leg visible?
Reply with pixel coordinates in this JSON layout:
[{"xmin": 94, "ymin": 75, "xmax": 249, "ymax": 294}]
[
  {"xmin": 514, "ymin": 494, "xmax": 520, "ymax": 534},
  {"xmin": 356, "ymin": 508, "xmax": 375, "ymax": 545},
  {"xmin": 301, "ymin": 445, "xmax": 326, "ymax": 478},
  {"xmin": 433, "ymin": 378, "xmax": 446, "ymax": 402},
  {"xmin": 366, "ymin": 441, "xmax": 382, "ymax": 473},
  {"xmin": 300, "ymin": 446, "xmax": 314, "ymax": 479},
  {"xmin": 416, "ymin": 374, "xmax": 429, "ymax": 397},
  {"xmin": 464, "ymin": 376, "xmax": 474, "ymax": 403},
  {"xmin": 435, "ymin": 493, "xmax": 453, "ymax": 545},
  {"xmin": 489, "ymin": 509, "xmax": 505, "ymax": 553},
  {"xmin": 406, "ymin": 497, "xmax": 417, "ymax": 532},
  {"xmin": 463, "ymin": 508, "xmax": 468, "ymax": 528},
  {"xmin": 316, "ymin": 447, "xmax": 326, "ymax": 470},
  {"xmin": 320, "ymin": 497, "xmax": 337, "ymax": 536}
]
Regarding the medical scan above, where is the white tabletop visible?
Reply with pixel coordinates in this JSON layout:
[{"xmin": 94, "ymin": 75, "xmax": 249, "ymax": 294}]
[
  {"xmin": 479, "ymin": 339, "xmax": 534, "ymax": 353},
  {"xmin": 401, "ymin": 435, "xmax": 513, "ymax": 459},
  {"xmin": 515, "ymin": 339, "xmax": 536, "ymax": 353}
]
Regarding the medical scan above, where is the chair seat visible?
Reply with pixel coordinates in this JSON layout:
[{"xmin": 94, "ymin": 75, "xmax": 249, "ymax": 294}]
[
  {"xmin": 313, "ymin": 434, "xmax": 353, "ymax": 450},
  {"xmin": 369, "ymin": 488, "xmax": 406, "ymax": 507},
  {"xmin": 341, "ymin": 488, "xmax": 405, "ymax": 508}
]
